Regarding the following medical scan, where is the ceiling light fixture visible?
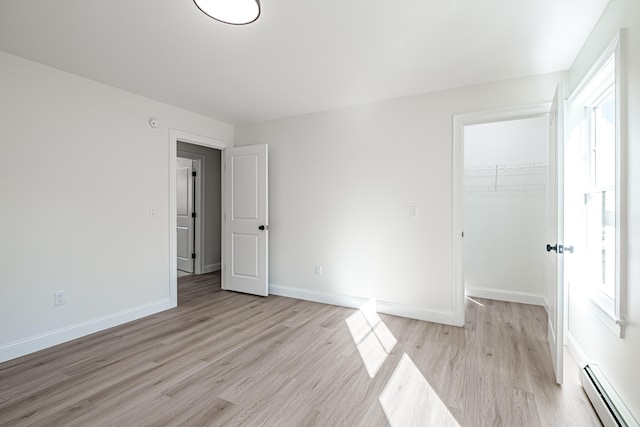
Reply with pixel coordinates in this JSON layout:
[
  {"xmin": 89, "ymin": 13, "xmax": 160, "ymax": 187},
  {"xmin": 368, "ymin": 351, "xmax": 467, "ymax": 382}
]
[{"xmin": 193, "ymin": 0, "xmax": 261, "ymax": 25}]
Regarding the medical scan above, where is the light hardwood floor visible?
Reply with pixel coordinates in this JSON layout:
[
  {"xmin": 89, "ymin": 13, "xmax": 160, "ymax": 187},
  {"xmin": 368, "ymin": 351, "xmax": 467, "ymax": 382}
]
[{"xmin": 0, "ymin": 273, "xmax": 600, "ymax": 426}]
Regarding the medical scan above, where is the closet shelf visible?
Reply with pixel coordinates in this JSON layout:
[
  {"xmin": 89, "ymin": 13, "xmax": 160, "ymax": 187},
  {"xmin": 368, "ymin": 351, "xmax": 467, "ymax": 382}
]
[
  {"xmin": 464, "ymin": 162, "xmax": 547, "ymax": 192},
  {"xmin": 464, "ymin": 162, "xmax": 548, "ymax": 173}
]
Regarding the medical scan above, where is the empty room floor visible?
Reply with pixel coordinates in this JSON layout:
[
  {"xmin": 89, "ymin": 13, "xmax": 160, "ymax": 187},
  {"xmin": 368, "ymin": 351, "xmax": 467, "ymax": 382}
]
[{"xmin": 0, "ymin": 273, "xmax": 600, "ymax": 426}]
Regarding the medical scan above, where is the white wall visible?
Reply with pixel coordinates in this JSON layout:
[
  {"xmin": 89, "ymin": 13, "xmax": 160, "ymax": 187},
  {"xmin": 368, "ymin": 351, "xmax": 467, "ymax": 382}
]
[
  {"xmin": 566, "ymin": 0, "xmax": 640, "ymax": 420},
  {"xmin": 235, "ymin": 71, "xmax": 566, "ymax": 324},
  {"xmin": 177, "ymin": 142, "xmax": 222, "ymax": 272},
  {"xmin": 464, "ymin": 117, "xmax": 548, "ymax": 305},
  {"xmin": 0, "ymin": 51, "xmax": 233, "ymax": 362}
]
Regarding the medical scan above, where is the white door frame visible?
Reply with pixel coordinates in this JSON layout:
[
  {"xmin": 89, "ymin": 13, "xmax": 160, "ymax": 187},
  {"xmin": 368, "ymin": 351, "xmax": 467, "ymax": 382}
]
[
  {"xmin": 176, "ymin": 151, "xmax": 205, "ymax": 275},
  {"xmin": 452, "ymin": 103, "xmax": 551, "ymax": 327},
  {"xmin": 176, "ymin": 156, "xmax": 197, "ymax": 273},
  {"xmin": 169, "ymin": 129, "xmax": 232, "ymax": 306}
]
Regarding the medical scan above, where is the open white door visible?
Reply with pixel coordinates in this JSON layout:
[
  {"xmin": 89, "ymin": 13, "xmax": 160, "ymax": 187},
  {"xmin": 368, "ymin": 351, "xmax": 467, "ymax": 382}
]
[
  {"xmin": 545, "ymin": 84, "xmax": 565, "ymax": 384},
  {"xmin": 223, "ymin": 144, "xmax": 268, "ymax": 296},
  {"xmin": 176, "ymin": 157, "xmax": 194, "ymax": 273}
]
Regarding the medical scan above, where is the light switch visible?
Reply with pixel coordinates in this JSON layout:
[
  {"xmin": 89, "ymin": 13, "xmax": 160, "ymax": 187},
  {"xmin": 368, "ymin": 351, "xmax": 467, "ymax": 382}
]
[{"xmin": 409, "ymin": 206, "xmax": 418, "ymax": 219}]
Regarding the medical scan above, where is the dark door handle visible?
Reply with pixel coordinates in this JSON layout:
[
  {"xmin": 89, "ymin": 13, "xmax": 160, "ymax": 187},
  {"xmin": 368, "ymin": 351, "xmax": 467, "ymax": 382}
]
[
  {"xmin": 547, "ymin": 244, "xmax": 573, "ymax": 254},
  {"xmin": 258, "ymin": 225, "xmax": 269, "ymax": 231}
]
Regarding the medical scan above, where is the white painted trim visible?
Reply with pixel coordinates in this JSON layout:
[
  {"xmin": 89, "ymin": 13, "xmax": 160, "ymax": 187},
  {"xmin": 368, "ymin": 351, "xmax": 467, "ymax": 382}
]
[
  {"xmin": 194, "ymin": 158, "xmax": 203, "ymax": 274},
  {"xmin": 0, "ymin": 299, "xmax": 174, "ymax": 363},
  {"xmin": 452, "ymin": 103, "xmax": 552, "ymax": 328},
  {"xmin": 568, "ymin": 31, "xmax": 622, "ymax": 103},
  {"xmin": 567, "ymin": 31, "xmax": 627, "ymax": 339},
  {"xmin": 587, "ymin": 292, "xmax": 623, "ymax": 337},
  {"xmin": 376, "ymin": 301, "xmax": 455, "ymax": 326},
  {"xmin": 465, "ymin": 287, "xmax": 547, "ymax": 307},
  {"xmin": 269, "ymin": 284, "xmax": 455, "ymax": 325},
  {"xmin": 581, "ymin": 364, "xmax": 640, "ymax": 427},
  {"xmin": 169, "ymin": 129, "xmax": 232, "ymax": 306},
  {"xmin": 565, "ymin": 330, "xmax": 589, "ymax": 368},
  {"xmin": 543, "ymin": 295, "xmax": 550, "ymax": 315},
  {"xmin": 452, "ymin": 114, "xmax": 465, "ymax": 327},
  {"xmin": 269, "ymin": 283, "xmax": 368, "ymax": 309},
  {"xmin": 613, "ymin": 31, "xmax": 627, "ymax": 339},
  {"xmin": 176, "ymin": 151, "xmax": 205, "ymax": 275},
  {"xmin": 204, "ymin": 262, "xmax": 221, "ymax": 273}
]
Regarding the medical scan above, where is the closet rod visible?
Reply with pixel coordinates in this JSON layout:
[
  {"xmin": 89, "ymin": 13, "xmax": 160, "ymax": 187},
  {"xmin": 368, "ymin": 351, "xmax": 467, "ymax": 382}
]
[{"xmin": 464, "ymin": 162, "xmax": 547, "ymax": 172}]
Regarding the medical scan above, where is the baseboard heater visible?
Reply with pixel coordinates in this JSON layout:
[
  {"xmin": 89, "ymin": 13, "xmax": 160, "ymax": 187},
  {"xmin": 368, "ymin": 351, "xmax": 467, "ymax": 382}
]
[{"xmin": 580, "ymin": 364, "xmax": 639, "ymax": 427}]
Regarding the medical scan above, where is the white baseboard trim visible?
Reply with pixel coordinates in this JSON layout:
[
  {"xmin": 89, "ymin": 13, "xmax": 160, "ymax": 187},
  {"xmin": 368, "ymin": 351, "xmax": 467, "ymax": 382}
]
[
  {"xmin": 543, "ymin": 295, "xmax": 550, "ymax": 315},
  {"xmin": 0, "ymin": 298, "xmax": 175, "ymax": 363},
  {"xmin": 269, "ymin": 283, "xmax": 368, "ymax": 309},
  {"xmin": 565, "ymin": 330, "xmax": 589, "ymax": 368},
  {"xmin": 269, "ymin": 284, "xmax": 455, "ymax": 325},
  {"xmin": 203, "ymin": 262, "xmax": 221, "ymax": 274},
  {"xmin": 465, "ymin": 286, "xmax": 547, "ymax": 307},
  {"xmin": 376, "ymin": 301, "xmax": 455, "ymax": 326}
]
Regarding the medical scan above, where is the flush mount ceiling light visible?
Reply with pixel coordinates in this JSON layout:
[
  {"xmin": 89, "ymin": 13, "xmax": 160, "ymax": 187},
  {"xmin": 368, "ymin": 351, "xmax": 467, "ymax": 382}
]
[{"xmin": 193, "ymin": 0, "xmax": 261, "ymax": 25}]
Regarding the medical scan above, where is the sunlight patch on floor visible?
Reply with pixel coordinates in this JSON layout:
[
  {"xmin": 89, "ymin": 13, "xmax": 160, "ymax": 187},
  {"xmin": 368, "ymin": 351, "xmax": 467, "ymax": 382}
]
[
  {"xmin": 465, "ymin": 296, "xmax": 484, "ymax": 307},
  {"xmin": 379, "ymin": 353, "xmax": 460, "ymax": 427},
  {"xmin": 345, "ymin": 299, "xmax": 397, "ymax": 378}
]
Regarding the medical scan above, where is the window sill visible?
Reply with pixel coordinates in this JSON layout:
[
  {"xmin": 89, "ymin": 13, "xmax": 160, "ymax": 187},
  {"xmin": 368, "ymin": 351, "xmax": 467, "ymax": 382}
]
[{"xmin": 587, "ymin": 290, "xmax": 623, "ymax": 338}]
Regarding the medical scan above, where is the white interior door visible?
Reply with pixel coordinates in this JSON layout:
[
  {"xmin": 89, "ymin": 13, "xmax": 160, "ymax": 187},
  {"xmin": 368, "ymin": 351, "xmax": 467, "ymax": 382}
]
[
  {"xmin": 223, "ymin": 144, "xmax": 268, "ymax": 296},
  {"xmin": 545, "ymin": 84, "xmax": 565, "ymax": 384},
  {"xmin": 176, "ymin": 157, "xmax": 194, "ymax": 273}
]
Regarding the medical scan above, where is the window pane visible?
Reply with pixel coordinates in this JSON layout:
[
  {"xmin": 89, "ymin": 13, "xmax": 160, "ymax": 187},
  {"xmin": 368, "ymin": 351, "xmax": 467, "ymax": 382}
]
[
  {"xmin": 585, "ymin": 190, "xmax": 616, "ymax": 299},
  {"xmin": 592, "ymin": 90, "xmax": 615, "ymax": 188}
]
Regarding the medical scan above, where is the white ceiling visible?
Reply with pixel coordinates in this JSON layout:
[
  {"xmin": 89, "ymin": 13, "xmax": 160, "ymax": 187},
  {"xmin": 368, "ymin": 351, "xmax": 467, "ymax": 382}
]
[{"xmin": 0, "ymin": 0, "xmax": 609, "ymax": 124}]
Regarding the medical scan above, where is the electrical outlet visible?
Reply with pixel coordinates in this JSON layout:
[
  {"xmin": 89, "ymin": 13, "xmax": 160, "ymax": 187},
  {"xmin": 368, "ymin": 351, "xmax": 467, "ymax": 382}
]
[
  {"xmin": 315, "ymin": 264, "xmax": 323, "ymax": 276},
  {"xmin": 54, "ymin": 291, "xmax": 66, "ymax": 306}
]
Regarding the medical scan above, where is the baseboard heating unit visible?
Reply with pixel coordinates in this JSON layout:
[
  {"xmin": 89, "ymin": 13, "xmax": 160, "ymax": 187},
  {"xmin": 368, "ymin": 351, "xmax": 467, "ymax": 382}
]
[{"xmin": 580, "ymin": 364, "xmax": 639, "ymax": 427}]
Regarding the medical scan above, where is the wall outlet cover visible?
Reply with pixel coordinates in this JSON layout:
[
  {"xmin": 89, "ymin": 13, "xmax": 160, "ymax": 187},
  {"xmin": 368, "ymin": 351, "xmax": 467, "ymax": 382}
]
[{"xmin": 54, "ymin": 291, "xmax": 66, "ymax": 306}]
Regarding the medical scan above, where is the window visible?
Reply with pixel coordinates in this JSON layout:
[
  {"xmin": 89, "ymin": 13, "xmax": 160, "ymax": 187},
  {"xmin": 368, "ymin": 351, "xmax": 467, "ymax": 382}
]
[
  {"xmin": 585, "ymin": 66, "xmax": 616, "ymax": 301},
  {"xmin": 568, "ymin": 32, "xmax": 625, "ymax": 337}
]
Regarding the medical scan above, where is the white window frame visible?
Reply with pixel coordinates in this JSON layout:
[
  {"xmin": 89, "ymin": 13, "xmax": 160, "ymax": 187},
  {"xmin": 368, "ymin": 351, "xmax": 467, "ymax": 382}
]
[
  {"xmin": 585, "ymin": 81, "xmax": 615, "ymax": 301},
  {"xmin": 568, "ymin": 31, "xmax": 626, "ymax": 337}
]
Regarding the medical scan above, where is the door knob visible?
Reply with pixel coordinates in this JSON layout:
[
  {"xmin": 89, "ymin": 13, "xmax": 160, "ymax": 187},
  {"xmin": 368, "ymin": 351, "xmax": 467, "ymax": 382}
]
[
  {"xmin": 547, "ymin": 244, "xmax": 573, "ymax": 254},
  {"xmin": 258, "ymin": 225, "xmax": 269, "ymax": 231}
]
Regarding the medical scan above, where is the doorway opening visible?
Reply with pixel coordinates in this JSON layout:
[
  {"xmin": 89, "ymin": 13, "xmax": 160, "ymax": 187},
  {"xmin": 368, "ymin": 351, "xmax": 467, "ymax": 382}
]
[
  {"xmin": 452, "ymin": 103, "xmax": 552, "ymax": 327},
  {"xmin": 176, "ymin": 143, "xmax": 222, "ymax": 279},
  {"xmin": 463, "ymin": 117, "xmax": 549, "ymax": 306},
  {"xmin": 169, "ymin": 129, "xmax": 230, "ymax": 306},
  {"xmin": 169, "ymin": 129, "xmax": 270, "ymax": 306},
  {"xmin": 453, "ymin": 97, "xmax": 569, "ymax": 385}
]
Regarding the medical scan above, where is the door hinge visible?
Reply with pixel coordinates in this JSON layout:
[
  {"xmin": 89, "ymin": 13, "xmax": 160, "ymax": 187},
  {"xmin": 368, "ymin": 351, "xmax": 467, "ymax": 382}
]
[
  {"xmin": 191, "ymin": 253, "xmax": 196, "ymax": 259},
  {"xmin": 192, "ymin": 212, "xmax": 196, "ymax": 218},
  {"xmin": 192, "ymin": 171, "xmax": 196, "ymax": 177},
  {"xmin": 462, "ymin": 231, "xmax": 464, "ymax": 238}
]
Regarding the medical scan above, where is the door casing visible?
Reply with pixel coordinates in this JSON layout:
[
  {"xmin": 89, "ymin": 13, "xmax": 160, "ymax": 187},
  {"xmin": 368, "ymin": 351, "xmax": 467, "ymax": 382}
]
[
  {"xmin": 176, "ymin": 156, "xmax": 196, "ymax": 273},
  {"xmin": 176, "ymin": 149, "xmax": 206, "ymax": 275},
  {"xmin": 169, "ymin": 129, "xmax": 232, "ymax": 307},
  {"xmin": 452, "ymin": 103, "xmax": 552, "ymax": 327}
]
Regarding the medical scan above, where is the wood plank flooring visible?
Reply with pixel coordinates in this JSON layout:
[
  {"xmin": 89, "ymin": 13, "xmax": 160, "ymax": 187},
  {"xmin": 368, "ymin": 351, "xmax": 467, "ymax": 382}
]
[{"xmin": 0, "ymin": 273, "xmax": 601, "ymax": 426}]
